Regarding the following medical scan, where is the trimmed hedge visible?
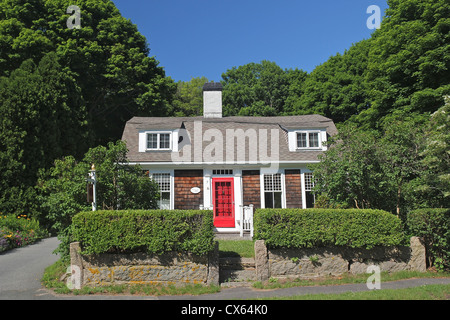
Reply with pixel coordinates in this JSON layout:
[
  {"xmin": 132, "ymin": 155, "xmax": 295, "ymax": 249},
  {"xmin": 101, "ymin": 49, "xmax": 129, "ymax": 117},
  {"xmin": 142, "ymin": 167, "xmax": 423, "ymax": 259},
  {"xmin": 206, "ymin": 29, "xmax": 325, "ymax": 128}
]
[
  {"xmin": 254, "ymin": 209, "xmax": 405, "ymax": 249},
  {"xmin": 71, "ymin": 210, "xmax": 215, "ymax": 256},
  {"xmin": 407, "ymin": 208, "xmax": 449, "ymax": 270}
]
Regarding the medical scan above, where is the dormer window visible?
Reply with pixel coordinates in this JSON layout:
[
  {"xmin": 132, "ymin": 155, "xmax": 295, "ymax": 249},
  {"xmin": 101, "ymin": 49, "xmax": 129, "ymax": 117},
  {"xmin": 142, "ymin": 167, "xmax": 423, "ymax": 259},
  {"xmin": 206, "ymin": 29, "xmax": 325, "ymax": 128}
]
[
  {"xmin": 296, "ymin": 131, "xmax": 321, "ymax": 149},
  {"xmin": 146, "ymin": 132, "xmax": 172, "ymax": 150}
]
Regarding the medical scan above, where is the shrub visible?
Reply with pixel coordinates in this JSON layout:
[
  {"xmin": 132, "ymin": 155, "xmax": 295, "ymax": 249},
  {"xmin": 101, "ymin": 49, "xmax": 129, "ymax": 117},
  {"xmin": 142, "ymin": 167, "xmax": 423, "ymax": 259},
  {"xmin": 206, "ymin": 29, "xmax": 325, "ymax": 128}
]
[
  {"xmin": 0, "ymin": 214, "xmax": 46, "ymax": 251},
  {"xmin": 254, "ymin": 208, "xmax": 405, "ymax": 249},
  {"xmin": 407, "ymin": 208, "xmax": 450, "ymax": 271},
  {"xmin": 71, "ymin": 210, "xmax": 215, "ymax": 256}
]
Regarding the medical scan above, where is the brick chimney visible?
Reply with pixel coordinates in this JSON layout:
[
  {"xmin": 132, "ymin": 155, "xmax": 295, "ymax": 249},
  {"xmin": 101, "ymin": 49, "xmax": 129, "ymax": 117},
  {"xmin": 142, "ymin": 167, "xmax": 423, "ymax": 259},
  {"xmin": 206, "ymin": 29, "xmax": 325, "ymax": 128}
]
[{"xmin": 203, "ymin": 82, "xmax": 223, "ymax": 118}]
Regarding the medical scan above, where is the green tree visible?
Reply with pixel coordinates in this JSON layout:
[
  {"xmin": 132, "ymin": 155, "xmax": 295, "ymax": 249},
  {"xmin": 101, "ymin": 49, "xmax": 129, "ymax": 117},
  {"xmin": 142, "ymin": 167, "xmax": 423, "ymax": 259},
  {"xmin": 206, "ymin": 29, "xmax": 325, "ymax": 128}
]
[
  {"xmin": 377, "ymin": 118, "xmax": 424, "ymax": 217},
  {"xmin": 37, "ymin": 140, "xmax": 159, "ymax": 256},
  {"xmin": 359, "ymin": 0, "xmax": 450, "ymax": 127},
  {"xmin": 170, "ymin": 77, "xmax": 209, "ymax": 117},
  {"xmin": 0, "ymin": 52, "xmax": 86, "ymax": 216},
  {"xmin": 221, "ymin": 60, "xmax": 307, "ymax": 116},
  {"xmin": 297, "ymin": 39, "xmax": 372, "ymax": 123},
  {"xmin": 413, "ymin": 96, "xmax": 450, "ymax": 207},
  {"xmin": 0, "ymin": 0, "xmax": 176, "ymax": 145},
  {"xmin": 311, "ymin": 125, "xmax": 387, "ymax": 210}
]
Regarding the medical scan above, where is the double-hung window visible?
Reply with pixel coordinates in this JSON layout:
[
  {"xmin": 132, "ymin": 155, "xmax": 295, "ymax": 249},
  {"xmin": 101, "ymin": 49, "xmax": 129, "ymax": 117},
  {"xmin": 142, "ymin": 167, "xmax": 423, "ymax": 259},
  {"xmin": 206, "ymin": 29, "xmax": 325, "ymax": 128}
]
[
  {"xmin": 304, "ymin": 172, "xmax": 315, "ymax": 208},
  {"xmin": 147, "ymin": 133, "xmax": 171, "ymax": 150},
  {"xmin": 152, "ymin": 173, "xmax": 171, "ymax": 209},
  {"xmin": 296, "ymin": 131, "xmax": 320, "ymax": 149},
  {"xmin": 263, "ymin": 173, "xmax": 282, "ymax": 208}
]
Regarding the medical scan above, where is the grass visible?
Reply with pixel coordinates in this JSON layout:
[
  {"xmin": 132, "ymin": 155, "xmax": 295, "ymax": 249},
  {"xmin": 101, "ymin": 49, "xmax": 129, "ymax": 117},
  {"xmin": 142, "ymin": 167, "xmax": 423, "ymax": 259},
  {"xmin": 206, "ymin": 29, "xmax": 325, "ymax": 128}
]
[
  {"xmin": 253, "ymin": 270, "xmax": 450, "ymax": 290},
  {"xmin": 218, "ymin": 239, "xmax": 254, "ymax": 258},
  {"xmin": 261, "ymin": 284, "xmax": 450, "ymax": 300}
]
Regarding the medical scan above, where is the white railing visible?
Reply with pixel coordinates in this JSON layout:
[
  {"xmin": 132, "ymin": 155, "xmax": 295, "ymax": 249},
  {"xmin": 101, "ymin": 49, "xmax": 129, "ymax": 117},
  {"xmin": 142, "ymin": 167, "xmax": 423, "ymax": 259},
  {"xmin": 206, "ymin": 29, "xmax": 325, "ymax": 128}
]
[{"xmin": 239, "ymin": 204, "xmax": 254, "ymax": 238}]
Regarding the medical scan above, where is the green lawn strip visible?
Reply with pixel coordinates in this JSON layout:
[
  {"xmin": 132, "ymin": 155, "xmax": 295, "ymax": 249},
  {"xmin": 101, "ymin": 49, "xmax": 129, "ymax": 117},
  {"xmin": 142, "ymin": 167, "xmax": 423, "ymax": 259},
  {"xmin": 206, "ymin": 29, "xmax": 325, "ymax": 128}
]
[
  {"xmin": 259, "ymin": 284, "xmax": 450, "ymax": 300},
  {"xmin": 253, "ymin": 270, "xmax": 450, "ymax": 290},
  {"xmin": 218, "ymin": 239, "xmax": 255, "ymax": 258}
]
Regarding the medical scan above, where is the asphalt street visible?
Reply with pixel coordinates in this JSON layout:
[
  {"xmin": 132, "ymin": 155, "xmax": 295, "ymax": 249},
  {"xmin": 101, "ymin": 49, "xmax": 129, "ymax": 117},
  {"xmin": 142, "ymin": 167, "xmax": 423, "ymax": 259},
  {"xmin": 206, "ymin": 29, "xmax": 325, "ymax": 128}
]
[{"xmin": 0, "ymin": 237, "xmax": 60, "ymax": 299}]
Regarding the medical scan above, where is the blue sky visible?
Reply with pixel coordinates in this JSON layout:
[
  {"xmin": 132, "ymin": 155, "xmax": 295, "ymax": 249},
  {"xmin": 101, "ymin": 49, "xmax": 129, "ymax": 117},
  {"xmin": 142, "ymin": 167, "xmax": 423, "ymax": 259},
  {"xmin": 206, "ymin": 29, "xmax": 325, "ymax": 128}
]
[{"xmin": 112, "ymin": 0, "xmax": 388, "ymax": 82}]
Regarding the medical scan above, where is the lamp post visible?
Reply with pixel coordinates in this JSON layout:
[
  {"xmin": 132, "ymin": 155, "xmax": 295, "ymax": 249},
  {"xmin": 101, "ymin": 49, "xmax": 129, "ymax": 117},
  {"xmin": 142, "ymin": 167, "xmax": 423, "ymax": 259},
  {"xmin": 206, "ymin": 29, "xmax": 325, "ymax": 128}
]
[{"xmin": 87, "ymin": 164, "xmax": 97, "ymax": 211}]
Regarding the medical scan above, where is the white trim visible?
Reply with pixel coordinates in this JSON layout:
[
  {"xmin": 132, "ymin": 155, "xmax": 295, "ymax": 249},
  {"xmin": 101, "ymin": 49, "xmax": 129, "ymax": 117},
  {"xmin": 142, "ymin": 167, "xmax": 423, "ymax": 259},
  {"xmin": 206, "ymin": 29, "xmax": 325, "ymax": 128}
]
[
  {"xmin": 288, "ymin": 128, "xmax": 328, "ymax": 152},
  {"xmin": 148, "ymin": 169, "xmax": 174, "ymax": 210},
  {"xmin": 139, "ymin": 130, "xmax": 174, "ymax": 152},
  {"xmin": 301, "ymin": 171, "xmax": 306, "ymax": 209},
  {"xmin": 260, "ymin": 170, "xmax": 285, "ymax": 209},
  {"xmin": 127, "ymin": 160, "xmax": 321, "ymax": 166}
]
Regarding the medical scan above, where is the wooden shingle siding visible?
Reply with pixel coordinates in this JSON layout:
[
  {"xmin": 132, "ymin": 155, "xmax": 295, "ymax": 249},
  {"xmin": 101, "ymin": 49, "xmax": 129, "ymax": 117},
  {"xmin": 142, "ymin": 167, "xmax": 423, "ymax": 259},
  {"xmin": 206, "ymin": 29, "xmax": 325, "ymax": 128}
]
[
  {"xmin": 174, "ymin": 170, "xmax": 203, "ymax": 210},
  {"xmin": 242, "ymin": 170, "xmax": 261, "ymax": 209},
  {"xmin": 285, "ymin": 169, "xmax": 302, "ymax": 208}
]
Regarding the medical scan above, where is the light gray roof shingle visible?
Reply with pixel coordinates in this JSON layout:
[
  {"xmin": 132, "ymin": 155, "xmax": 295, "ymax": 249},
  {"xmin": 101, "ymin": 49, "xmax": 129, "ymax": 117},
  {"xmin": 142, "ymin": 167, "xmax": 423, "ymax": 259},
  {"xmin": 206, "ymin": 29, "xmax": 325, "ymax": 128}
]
[{"xmin": 122, "ymin": 115, "xmax": 337, "ymax": 164}]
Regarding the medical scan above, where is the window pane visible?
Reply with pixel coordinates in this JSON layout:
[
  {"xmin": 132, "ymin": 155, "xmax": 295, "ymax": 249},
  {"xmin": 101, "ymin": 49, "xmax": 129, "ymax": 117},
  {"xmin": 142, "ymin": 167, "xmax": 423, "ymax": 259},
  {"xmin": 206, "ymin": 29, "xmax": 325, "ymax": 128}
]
[
  {"xmin": 147, "ymin": 134, "xmax": 158, "ymax": 149},
  {"xmin": 304, "ymin": 173, "xmax": 314, "ymax": 191},
  {"xmin": 264, "ymin": 173, "xmax": 281, "ymax": 192},
  {"xmin": 297, "ymin": 133, "xmax": 307, "ymax": 148},
  {"xmin": 309, "ymin": 133, "xmax": 319, "ymax": 148},
  {"xmin": 159, "ymin": 192, "xmax": 171, "ymax": 210},
  {"xmin": 273, "ymin": 173, "xmax": 281, "ymax": 191},
  {"xmin": 274, "ymin": 192, "xmax": 282, "ymax": 208},
  {"xmin": 306, "ymin": 191, "xmax": 315, "ymax": 208},
  {"xmin": 160, "ymin": 133, "xmax": 170, "ymax": 149},
  {"xmin": 264, "ymin": 175, "xmax": 273, "ymax": 191},
  {"xmin": 265, "ymin": 192, "xmax": 274, "ymax": 208},
  {"xmin": 152, "ymin": 173, "xmax": 171, "ymax": 191}
]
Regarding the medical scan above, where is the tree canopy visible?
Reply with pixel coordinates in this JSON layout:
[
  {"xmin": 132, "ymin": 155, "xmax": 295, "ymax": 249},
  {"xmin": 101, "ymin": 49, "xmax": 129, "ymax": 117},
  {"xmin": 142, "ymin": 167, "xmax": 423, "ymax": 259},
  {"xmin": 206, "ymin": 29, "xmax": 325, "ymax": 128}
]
[{"xmin": 0, "ymin": 0, "xmax": 176, "ymax": 145}]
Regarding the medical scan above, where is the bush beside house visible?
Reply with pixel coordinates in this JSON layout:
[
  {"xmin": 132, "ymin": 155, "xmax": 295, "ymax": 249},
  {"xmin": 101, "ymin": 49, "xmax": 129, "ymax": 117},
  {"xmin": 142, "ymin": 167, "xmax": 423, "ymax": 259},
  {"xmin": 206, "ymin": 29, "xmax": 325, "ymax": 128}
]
[{"xmin": 407, "ymin": 208, "xmax": 450, "ymax": 270}]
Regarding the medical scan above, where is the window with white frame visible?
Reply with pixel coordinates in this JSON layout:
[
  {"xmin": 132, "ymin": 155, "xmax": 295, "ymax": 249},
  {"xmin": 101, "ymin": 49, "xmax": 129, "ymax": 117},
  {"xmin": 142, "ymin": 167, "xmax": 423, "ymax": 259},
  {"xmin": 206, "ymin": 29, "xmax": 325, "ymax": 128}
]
[
  {"xmin": 304, "ymin": 172, "xmax": 315, "ymax": 208},
  {"xmin": 147, "ymin": 132, "xmax": 171, "ymax": 150},
  {"xmin": 296, "ymin": 131, "xmax": 320, "ymax": 149},
  {"xmin": 264, "ymin": 173, "xmax": 282, "ymax": 208},
  {"xmin": 152, "ymin": 173, "xmax": 171, "ymax": 209}
]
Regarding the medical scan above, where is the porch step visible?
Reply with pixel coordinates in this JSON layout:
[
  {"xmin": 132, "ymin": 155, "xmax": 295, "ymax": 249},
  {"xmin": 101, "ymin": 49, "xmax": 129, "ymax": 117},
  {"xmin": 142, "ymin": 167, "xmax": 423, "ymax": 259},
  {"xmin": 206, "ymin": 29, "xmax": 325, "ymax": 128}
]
[
  {"xmin": 214, "ymin": 232, "xmax": 252, "ymax": 240},
  {"xmin": 219, "ymin": 257, "xmax": 256, "ymax": 284}
]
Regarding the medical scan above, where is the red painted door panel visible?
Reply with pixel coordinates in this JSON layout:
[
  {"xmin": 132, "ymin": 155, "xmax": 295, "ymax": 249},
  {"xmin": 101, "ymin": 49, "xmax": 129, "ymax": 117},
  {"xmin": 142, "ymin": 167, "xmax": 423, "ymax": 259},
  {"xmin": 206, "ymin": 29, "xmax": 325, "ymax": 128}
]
[{"xmin": 213, "ymin": 178, "xmax": 235, "ymax": 228}]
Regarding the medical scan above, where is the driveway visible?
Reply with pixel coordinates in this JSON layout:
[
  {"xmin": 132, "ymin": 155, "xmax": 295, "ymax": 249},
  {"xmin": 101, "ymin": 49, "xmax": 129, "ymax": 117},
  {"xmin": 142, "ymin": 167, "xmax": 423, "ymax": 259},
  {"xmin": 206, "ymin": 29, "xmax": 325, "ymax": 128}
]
[{"xmin": 0, "ymin": 237, "xmax": 60, "ymax": 300}]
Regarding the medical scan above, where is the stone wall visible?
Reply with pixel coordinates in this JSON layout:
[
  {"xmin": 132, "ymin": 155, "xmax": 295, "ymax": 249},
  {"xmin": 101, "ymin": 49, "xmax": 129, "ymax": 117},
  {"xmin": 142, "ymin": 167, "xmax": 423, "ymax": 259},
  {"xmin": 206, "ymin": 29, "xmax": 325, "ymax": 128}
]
[
  {"xmin": 255, "ymin": 237, "xmax": 426, "ymax": 281},
  {"xmin": 70, "ymin": 242, "xmax": 219, "ymax": 288}
]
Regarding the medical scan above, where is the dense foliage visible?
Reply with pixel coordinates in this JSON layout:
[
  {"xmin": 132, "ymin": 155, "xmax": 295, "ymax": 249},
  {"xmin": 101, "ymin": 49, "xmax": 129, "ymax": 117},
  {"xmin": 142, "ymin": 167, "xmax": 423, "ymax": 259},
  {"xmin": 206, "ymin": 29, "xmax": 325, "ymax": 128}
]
[
  {"xmin": 254, "ymin": 209, "xmax": 405, "ymax": 249},
  {"xmin": 37, "ymin": 140, "xmax": 159, "ymax": 235},
  {"xmin": 0, "ymin": 0, "xmax": 175, "ymax": 216},
  {"xmin": 71, "ymin": 210, "xmax": 215, "ymax": 256},
  {"xmin": 0, "ymin": 214, "xmax": 46, "ymax": 252},
  {"xmin": 407, "ymin": 208, "xmax": 450, "ymax": 271}
]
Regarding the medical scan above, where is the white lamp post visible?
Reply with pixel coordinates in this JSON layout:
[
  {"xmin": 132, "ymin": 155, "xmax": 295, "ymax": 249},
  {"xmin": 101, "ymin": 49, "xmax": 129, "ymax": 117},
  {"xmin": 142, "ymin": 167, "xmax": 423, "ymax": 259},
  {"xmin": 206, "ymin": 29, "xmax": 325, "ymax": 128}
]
[{"xmin": 87, "ymin": 164, "xmax": 97, "ymax": 211}]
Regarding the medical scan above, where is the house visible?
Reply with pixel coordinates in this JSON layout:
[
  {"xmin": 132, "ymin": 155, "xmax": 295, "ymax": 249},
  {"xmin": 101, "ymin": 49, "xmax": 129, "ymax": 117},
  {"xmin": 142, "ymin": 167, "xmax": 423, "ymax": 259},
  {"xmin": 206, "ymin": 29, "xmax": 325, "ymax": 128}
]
[{"xmin": 121, "ymin": 82, "xmax": 338, "ymax": 233}]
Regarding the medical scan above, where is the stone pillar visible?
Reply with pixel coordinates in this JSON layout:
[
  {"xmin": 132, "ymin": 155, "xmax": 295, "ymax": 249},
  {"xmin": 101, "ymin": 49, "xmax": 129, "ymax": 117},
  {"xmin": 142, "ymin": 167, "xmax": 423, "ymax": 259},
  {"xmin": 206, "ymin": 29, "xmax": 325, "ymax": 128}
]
[
  {"xmin": 254, "ymin": 240, "xmax": 269, "ymax": 281},
  {"xmin": 70, "ymin": 242, "xmax": 84, "ymax": 287},
  {"xmin": 409, "ymin": 236, "xmax": 427, "ymax": 272},
  {"xmin": 207, "ymin": 241, "xmax": 220, "ymax": 286}
]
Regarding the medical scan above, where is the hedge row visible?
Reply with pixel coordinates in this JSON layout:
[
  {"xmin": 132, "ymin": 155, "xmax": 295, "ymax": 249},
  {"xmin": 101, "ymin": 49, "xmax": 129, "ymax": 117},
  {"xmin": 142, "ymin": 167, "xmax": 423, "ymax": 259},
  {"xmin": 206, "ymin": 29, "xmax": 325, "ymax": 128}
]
[
  {"xmin": 254, "ymin": 208, "xmax": 405, "ymax": 249},
  {"xmin": 407, "ymin": 208, "xmax": 449, "ymax": 270},
  {"xmin": 71, "ymin": 210, "xmax": 215, "ymax": 256}
]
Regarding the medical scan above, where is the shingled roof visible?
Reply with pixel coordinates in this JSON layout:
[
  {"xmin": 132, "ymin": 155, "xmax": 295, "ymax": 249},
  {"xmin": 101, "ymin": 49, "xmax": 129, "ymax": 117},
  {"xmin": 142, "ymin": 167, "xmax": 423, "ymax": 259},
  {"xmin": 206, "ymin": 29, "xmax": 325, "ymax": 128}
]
[{"xmin": 122, "ymin": 115, "xmax": 337, "ymax": 164}]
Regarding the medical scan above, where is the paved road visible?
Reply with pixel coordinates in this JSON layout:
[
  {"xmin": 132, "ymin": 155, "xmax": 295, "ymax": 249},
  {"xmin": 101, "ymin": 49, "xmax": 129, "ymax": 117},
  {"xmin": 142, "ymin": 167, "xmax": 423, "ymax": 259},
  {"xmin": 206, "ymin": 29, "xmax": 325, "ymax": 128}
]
[
  {"xmin": 1, "ymin": 237, "xmax": 449, "ymax": 301},
  {"xmin": 0, "ymin": 237, "xmax": 60, "ymax": 300}
]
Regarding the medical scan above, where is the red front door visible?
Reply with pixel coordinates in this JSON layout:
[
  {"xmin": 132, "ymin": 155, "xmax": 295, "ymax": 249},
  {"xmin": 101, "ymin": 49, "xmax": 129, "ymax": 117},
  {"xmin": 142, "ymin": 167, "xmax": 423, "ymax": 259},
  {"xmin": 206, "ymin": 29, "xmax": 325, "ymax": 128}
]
[{"xmin": 212, "ymin": 178, "xmax": 235, "ymax": 228}]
